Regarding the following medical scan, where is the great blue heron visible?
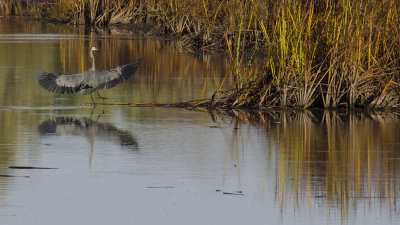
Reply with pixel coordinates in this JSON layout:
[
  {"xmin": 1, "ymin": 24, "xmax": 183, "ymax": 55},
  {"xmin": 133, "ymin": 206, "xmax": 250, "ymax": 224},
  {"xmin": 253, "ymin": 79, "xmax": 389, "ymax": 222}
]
[{"xmin": 37, "ymin": 46, "xmax": 141, "ymax": 102}]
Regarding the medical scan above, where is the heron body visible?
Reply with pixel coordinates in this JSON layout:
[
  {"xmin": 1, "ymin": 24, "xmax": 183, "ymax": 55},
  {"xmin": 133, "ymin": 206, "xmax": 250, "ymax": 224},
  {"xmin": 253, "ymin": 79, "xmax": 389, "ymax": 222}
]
[{"xmin": 37, "ymin": 47, "xmax": 141, "ymax": 96}]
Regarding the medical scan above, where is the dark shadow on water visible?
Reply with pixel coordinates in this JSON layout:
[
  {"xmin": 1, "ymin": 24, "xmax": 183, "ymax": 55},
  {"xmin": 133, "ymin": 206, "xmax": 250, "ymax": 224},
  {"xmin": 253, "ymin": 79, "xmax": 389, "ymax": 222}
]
[{"xmin": 37, "ymin": 117, "xmax": 138, "ymax": 151}]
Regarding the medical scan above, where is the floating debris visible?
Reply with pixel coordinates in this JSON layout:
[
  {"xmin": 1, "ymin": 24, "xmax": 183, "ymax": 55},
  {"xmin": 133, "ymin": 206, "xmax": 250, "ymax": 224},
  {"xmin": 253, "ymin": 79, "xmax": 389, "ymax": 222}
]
[
  {"xmin": 314, "ymin": 195, "xmax": 327, "ymax": 198},
  {"xmin": 209, "ymin": 125, "xmax": 226, "ymax": 128},
  {"xmin": 0, "ymin": 174, "xmax": 30, "ymax": 178},
  {"xmin": 146, "ymin": 186, "xmax": 175, "ymax": 189},
  {"xmin": 9, "ymin": 166, "xmax": 58, "ymax": 170},
  {"xmin": 222, "ymin": 192, "xmax": 245, "ymax": 196}
]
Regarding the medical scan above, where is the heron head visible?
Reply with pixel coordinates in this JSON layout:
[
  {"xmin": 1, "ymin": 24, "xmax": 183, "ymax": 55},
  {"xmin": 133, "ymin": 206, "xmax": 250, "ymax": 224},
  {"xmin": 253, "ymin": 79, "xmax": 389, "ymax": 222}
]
[{"xmin": 91, "ymin": 46, "xmax": 99, "ymax": 52}]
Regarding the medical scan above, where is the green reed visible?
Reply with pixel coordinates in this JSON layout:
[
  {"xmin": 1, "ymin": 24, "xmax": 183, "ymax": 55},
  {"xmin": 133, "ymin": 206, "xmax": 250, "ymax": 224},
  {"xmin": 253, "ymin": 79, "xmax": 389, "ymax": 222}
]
[{"xmin": 211, "ymin": 0, "xmax": 400, "ymax": 109}]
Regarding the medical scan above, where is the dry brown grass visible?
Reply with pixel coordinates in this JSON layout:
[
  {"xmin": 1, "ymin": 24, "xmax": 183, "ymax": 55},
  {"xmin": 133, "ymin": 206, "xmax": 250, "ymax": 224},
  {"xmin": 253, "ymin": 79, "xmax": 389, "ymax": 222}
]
[
  {"xmin": 0, "ymin": 0, "xmax": 25, "ymax": 16},
  {"xmin": 208, "ymin": 0, "xmax": 400, "ymax": 110}
]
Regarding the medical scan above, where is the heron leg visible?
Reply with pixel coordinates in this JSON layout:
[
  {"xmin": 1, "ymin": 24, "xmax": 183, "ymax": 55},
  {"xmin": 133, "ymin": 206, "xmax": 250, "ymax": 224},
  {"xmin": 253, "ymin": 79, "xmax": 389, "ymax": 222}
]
[
  {"xmin": 90, "ymin": 94, "xmax": 97, "ymax": 106},
  {"xmin": 96, "ymin": 109, "xmax": 105, "ymax": 122},
  {"xmin": 89, "ymin": 104, "xmax": 96, "ymax": 119},
  {"xmin": 96, "ymin": 92, "xmax": 107, "ymax": 101},
  {"xmin": 89, "ymin": 105, "xmax": 103, "ymax": 120}
]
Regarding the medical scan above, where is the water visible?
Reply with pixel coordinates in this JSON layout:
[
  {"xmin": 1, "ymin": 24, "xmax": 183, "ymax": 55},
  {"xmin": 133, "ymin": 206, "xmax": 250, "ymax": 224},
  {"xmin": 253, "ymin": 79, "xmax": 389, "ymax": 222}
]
[{"xmin": 0, "ymin": 18, "xmax": 400, "ymax": 225}]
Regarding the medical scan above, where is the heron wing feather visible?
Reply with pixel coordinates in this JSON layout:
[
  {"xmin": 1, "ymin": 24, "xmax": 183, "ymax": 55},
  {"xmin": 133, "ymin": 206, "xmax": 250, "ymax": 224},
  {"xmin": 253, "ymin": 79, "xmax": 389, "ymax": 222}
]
[
  {"xmin": 37, "ymin": 71, "xmax": 83, "ymax": 94},
  {"xmin": 37, "ymin": 58, "xmax": 141, "ymax": 95},
  {"xmin": 89, "ymin": 59, "xmax": 142, "ymax": 91}
]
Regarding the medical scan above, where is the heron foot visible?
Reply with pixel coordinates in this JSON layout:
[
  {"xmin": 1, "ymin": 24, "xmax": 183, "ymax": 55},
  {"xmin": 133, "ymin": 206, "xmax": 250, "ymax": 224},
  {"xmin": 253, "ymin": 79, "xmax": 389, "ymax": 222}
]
[
  {"xmin": 95, "ymin": 109, "xmax": 105, "ymax": 122},
  {"xmin": 89, "ymin": 104, "xmax": 104, "ymax": 120}
]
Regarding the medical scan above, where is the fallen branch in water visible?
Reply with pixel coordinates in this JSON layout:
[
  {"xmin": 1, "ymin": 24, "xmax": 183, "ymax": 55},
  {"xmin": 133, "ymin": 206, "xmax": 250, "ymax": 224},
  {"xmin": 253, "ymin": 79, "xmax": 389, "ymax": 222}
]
[
  {"xmin": 0, "ymin": 174, "xmax": 30, "ymax": 178},
  {"xmin": 9, "ymin": 166, "xmax": 58, "ymax": 170},
  {"xmin": 222, "ymin": 192, "xmax": 244, "ymax": 196},
  {"xmin": 146, "ymin": 186, "xmax": 175, "ymax": 189},
  {"xmin": 87, "ymin": 99, "xmax": 211, "ymax": 110}
]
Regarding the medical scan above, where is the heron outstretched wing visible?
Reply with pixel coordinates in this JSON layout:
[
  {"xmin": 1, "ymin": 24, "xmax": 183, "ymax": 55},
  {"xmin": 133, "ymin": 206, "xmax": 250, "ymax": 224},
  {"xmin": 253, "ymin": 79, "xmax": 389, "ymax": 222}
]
[
  {"xmin": 37, "ymin": 71, "xmax": 83, "ymax": 94},
  {"xmin": 88, "ymin": 59, "xmax": 142, "ymax": 91},
  {"xmin": 38, "ymin": 59, "xmax": 141, "ymax": 95}
]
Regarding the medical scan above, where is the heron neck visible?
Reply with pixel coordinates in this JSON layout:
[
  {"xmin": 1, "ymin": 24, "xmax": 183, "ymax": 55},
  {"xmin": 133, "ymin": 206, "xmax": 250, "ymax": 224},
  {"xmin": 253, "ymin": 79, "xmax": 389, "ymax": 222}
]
[{"xmin": 90, "ymin": 50, "xmax": 95, "ymax": 71}]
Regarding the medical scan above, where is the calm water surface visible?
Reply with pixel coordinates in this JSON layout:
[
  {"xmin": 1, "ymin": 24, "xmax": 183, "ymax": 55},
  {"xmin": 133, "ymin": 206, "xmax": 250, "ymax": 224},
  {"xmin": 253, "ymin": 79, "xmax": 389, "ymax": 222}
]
[{"xmin": 0, "ymin": 19, "xmax": 400, "ymax": 225}]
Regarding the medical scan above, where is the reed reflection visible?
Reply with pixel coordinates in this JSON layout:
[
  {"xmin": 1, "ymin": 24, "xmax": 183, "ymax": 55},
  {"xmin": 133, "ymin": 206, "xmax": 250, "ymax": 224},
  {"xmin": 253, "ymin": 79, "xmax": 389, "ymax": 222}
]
[
  {"xmin": 37, "ymin": 117, "xmax": 138, "ymax": 165},
  {"xmin": 226, "ymin": 110, "xmax": 400, "ymax": 222},
  {"xmin": 57, "ymin": 31, "xmax": 230, "ymax": 103}
]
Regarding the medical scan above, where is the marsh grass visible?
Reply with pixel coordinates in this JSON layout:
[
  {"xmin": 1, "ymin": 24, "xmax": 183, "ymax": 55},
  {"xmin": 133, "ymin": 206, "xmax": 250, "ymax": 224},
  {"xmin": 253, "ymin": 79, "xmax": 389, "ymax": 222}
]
[
  {"xmin": 3, "ymin": 0, "xmax": 400, "ymax": 109},
  {"xmin": 209, "ymin": 0, "xmax": 400, "ymax": 109},
  {"xmin": 0, "ymin": 0, "xmax": 25, "ymax": 16}
]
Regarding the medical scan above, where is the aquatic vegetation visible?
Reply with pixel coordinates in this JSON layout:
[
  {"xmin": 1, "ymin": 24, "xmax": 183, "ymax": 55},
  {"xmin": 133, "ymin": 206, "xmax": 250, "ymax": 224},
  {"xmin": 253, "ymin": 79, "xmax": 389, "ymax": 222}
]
[
  {"xmin": 0, "ymin": 0, "xmax": 24, "ymax": 16},
  {"xmin": 208, "ymin": 0, "xmax": 400, "ymax": 109},
  {"xmin": 2, "ymin": 0, "xmax": 400, "ymax": 109}
]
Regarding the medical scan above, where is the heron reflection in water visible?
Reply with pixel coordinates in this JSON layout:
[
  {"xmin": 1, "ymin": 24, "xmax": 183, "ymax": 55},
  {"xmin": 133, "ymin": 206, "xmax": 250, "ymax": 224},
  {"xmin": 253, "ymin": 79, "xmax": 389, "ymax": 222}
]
[
  {"xmin": 38, "ymin": 117, "xmax": 138, "ymax": 165},
  {"xmin": 37, "ymin": 46, "xmax": 141, "ymax": 103}
]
